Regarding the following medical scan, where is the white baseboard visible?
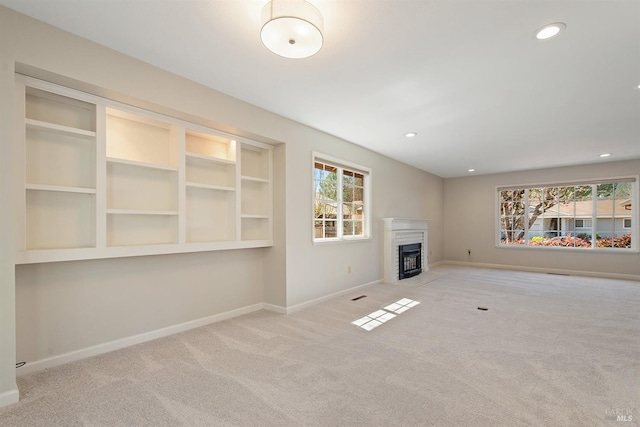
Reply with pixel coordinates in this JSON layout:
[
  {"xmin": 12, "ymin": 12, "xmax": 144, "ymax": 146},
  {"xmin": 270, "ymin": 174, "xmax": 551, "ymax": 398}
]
[
  {"xmin": 16, "ymin": 303, "xmax": 265, "ymax": 376},
  {"xmin": 13, "ymin": 277, "xmax": 422, "ymax": 377},
  {"xmin": 0, "ymin": 388, "xmax": 19, "ymax": 409},
  {"xmin": 262, "ymin": 303, "xmax": 287, "ymax": 314},
  {"xmin": 285, "ymin": 279, "xmax": 382, "ymax": 314},
  {"xmin": 442, "ymin": 260, "xmax": 640, "ymax": 282}
]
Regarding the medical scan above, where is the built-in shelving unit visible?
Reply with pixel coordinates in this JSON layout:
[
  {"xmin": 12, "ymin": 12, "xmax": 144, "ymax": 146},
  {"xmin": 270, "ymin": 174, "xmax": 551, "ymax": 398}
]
[
  {"xmin": 21, "ymin": 85, "xmax": 97, "ymax": 252},
  {"xmin": 184, "ymin": 129, "xmax": 238, "ymax": 243},
  {"xmin": 15, "ymin": 75, "xmax": 273, "ymax": 264},
  {"xmin": 240, "ymin": 144, "xmax": 272, "ymax": 241}
]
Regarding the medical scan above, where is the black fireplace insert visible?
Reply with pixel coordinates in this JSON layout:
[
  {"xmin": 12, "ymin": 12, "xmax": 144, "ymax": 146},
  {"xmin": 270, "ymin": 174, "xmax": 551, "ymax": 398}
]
[{"xmin": 399, "ymin": 243, "xmax": 422, "ymax": 279}]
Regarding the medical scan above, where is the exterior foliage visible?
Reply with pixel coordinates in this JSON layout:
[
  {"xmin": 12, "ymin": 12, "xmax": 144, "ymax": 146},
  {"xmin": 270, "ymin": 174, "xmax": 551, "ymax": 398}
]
[{"xmin": 502, "ymin": 233, "xmax": 632, "ymax": 248}]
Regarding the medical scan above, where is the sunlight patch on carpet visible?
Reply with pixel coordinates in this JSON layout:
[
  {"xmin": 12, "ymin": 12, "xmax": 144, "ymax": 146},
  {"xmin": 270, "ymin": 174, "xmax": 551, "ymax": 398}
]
[
  {"xmin": 384, "ymin": 298, "xmax": 420, "ymax": 314},
  {"xmin": 352, "ymin": 310, "xmax": 396, "ymax": 331},
  {"xmin": 352, "ymin": 298, "xmax": 420, "ymax": 331}
]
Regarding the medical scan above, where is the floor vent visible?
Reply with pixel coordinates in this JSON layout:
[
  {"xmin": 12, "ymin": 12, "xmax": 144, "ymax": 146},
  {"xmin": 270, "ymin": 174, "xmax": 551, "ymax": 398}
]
[{"xmin": 351, "ymin": 295, "xmax": 367, "ymax": 301}]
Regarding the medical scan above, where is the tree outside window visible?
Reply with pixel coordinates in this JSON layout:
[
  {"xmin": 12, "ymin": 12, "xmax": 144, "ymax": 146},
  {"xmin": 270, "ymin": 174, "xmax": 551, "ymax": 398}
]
[{"xmin": 314, "ymin": 157, "xmax": 369, "ymax": 241}]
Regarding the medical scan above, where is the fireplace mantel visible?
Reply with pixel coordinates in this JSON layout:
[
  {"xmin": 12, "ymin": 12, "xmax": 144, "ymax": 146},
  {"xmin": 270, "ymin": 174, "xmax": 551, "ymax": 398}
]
[{"xmin": 383, "ymin": 218, "xmax": 429, "ymax": 284}]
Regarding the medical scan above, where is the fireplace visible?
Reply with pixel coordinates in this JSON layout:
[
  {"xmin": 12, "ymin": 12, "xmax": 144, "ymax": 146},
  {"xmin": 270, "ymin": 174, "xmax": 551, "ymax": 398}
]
[
  {"xmin": 382, "ymin": 218, "xmax": 429, "ymax": 284},
  {"xmin": 399, "ymin": 243, "xmax": 422, "ymax": 279}
]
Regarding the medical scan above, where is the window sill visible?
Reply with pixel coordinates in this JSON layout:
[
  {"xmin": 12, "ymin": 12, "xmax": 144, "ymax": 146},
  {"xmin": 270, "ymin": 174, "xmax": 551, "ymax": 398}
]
[{"xmin": 313, "ymin": 236, "xmax": 372, "ymax": 245}]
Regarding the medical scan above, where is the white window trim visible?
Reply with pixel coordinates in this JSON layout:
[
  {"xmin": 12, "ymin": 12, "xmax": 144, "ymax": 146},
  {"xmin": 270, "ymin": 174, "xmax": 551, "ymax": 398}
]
[
  {"xmin": 495, "ymin": 176, "xmax": 638, "ymax": 252},
  {"xmin": 623, "ymin": 218, "xmax": 632, "ymax": 229},
  {"xmin": 312, "ymin": 152, "xmax": 372, "ymax": 243}
]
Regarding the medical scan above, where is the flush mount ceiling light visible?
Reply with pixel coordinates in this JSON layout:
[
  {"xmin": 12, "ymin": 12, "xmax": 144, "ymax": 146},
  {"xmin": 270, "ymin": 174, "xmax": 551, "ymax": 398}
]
[
  {"xmin": 535, "ymin": 22, "xmax": 566, "ymax": 40},
  {"xmin": 599, "ymin": 153, "xmax": 611, "ymax": 158},
  {"xmin": 261, "ymin": 0, "xmax": 324, "ymax": 59},
  {"xmin": 405, "ymin": 132, "xmax": 417, "ymax": 138}
]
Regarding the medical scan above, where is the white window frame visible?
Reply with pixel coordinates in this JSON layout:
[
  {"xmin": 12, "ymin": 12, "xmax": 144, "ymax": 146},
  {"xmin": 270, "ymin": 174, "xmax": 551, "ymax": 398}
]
[
  {"xmin": 312, "ymin": 152, "xmax": 372, "ymax": 243},
  {"xmin": 495, "ymin": 176, "xmax": 638, "ymax": 251}
]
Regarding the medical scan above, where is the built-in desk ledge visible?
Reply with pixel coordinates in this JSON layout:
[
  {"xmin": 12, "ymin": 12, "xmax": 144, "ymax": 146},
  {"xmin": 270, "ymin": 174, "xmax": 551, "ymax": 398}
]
[{"xmin": 382, "ymin": 218, "xmax": 429, "ymax": 284}]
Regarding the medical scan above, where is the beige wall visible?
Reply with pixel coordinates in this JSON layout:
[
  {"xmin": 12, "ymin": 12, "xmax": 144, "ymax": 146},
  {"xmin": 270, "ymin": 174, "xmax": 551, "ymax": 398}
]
[
  {"xmin": 15, "ymin": 250, "xmax": 267, "ymax": 363},
  {"xmin": 284, "ymin": 133, "xmax": 443, "ymax": 307},
  {"xmin": 0, "ymin": 4, "xmax": 445, "ymax": 403},
  {"xmin": 0, "ymin": 9, "xmax": 18, "ymax": 405},
  {"xmin": 444, "ymin": 159, "xmax": 640, "ymax": 278}
]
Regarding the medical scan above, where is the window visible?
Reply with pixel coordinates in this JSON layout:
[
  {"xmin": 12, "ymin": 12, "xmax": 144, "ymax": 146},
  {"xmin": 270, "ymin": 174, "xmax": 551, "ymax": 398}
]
[
  {"xmin": 575, "ymin": 219, "xmax": 592, "ymax": 228},
  {"xmin": 498, "ymin": 178, "xmax": 636, "ymax": 250},
  {"xmin": 313, "ymin": 154, "xmax": 371, "ymax": 242}
]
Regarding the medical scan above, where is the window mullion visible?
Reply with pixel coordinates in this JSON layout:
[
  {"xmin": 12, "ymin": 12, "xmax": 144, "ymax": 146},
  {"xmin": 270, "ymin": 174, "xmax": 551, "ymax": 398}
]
[
  {"xmin": 524, "ymin": 189, "xmax": 529, "ymax": 245},
  {"xmin": 591, "ymin": 184, "xmax": 597, "ymax": 250},
  {"xmin": 337, "ymin": 167, "xmax": 343, "ymax": 240}
]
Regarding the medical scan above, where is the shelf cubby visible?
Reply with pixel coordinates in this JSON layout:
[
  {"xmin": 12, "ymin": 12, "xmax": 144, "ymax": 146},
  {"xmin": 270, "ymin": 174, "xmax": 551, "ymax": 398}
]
[
  {"xmin": 26, "ymin": 190, "xmax": 95, "ymax": 250},
  {"xmin": 26, "ymin": 127, "xmax": 96, "ymax": 189},
  {"xmin": 186, "ymin": 187, "xmax": 236, "ymax": 242},
  {"xmin": 106, "ymin": 108, "xmax": 177, "ymax": 168},
  {"xmin": 186, "ymin": 155, "xmax": 236, "ymax": 189},
  {"xmin": 185, "ymin": 130, "xmax": 236, "ymax": 161},
  {"xmin": 241, "ymin": 178, "xmax": 269, "ymax": 217},
  {"xmin": 240, "ymin": 144, "xmax": 269, "ymax": 180},
  {"xmin": 107, "ymin": 213, "xmax": 178, "ymax": 247},
  {"xmin": 107, "ymin": 162, "xmax": 178, "ymax": 212},
  {"xmin": 241, "ymin": 217, "xmax": 270, "ymax": 241},
  {"xmin": 26, "ymin": 87, "xmax": 96, "ymax": 132}
]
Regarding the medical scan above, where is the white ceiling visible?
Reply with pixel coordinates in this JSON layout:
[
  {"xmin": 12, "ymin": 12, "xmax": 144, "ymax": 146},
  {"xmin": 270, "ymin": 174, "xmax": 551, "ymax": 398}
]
[{"xmin": 2, "ymin": 0, "xmax": 639, "ymax": 178}]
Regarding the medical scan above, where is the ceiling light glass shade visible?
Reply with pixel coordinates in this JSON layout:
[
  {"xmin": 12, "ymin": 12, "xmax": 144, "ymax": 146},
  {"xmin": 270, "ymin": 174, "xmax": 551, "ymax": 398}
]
[
  {"xmin": 261, "ymin": 0, "xmax": 324, "ymax": 59},
  {"xmin": 535, "ymin": 22, "xmax": 566, "ymax": 40}
]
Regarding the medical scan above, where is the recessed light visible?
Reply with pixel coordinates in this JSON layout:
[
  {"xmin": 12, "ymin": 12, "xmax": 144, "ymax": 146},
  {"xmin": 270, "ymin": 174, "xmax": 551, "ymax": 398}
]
[
  {"xmin": 467, "ymin": 168, "xmax": 475, "ymax": 172},
  {"xmin": 535, "ymin": 22, "xmax": 566, "ymax": 40},
  {"xmin": 405, "ymin": 132, "xmax": 417, "ymax": 138},
  {"xmin": 599, "ymin": 153, "xmax": 611, "ymax": 158}
]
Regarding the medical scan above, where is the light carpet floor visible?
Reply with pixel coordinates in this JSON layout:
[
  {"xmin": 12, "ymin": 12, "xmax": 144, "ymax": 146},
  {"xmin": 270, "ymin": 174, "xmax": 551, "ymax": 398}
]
[{"xmin": 1, "ymin": 265, "xmax": 639, "ymax": 426}]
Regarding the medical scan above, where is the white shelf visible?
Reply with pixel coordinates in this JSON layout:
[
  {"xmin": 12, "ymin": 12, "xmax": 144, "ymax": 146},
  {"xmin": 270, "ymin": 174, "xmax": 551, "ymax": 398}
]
[
  {"xmin": 241, "ymin": 175, "xmax": 269, "ymax": 183},
  {"xmin": 16, "ymin": 76, "xmax": 273, "ymax": 263},
  {"xmin": 26, "ymin": 118, "xmax": 96, "ymax": 138},
  {"xmin": 107, "ymin": 209, "xmax": 179, "ymax": 216},
  {"xmin": 26, "ymin": 184, "xmax": 96, "ymax": 194},
  {"xmin": 186, "ymin": 152, "xmax": 235, "ymax": 165},
  {"xmin": 186, "ymin": 182, "xmax": 235, "ymax": 191},
  {"xmin": 106, "ymin": 157, "xmax": 179, "ymax": 172}
]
